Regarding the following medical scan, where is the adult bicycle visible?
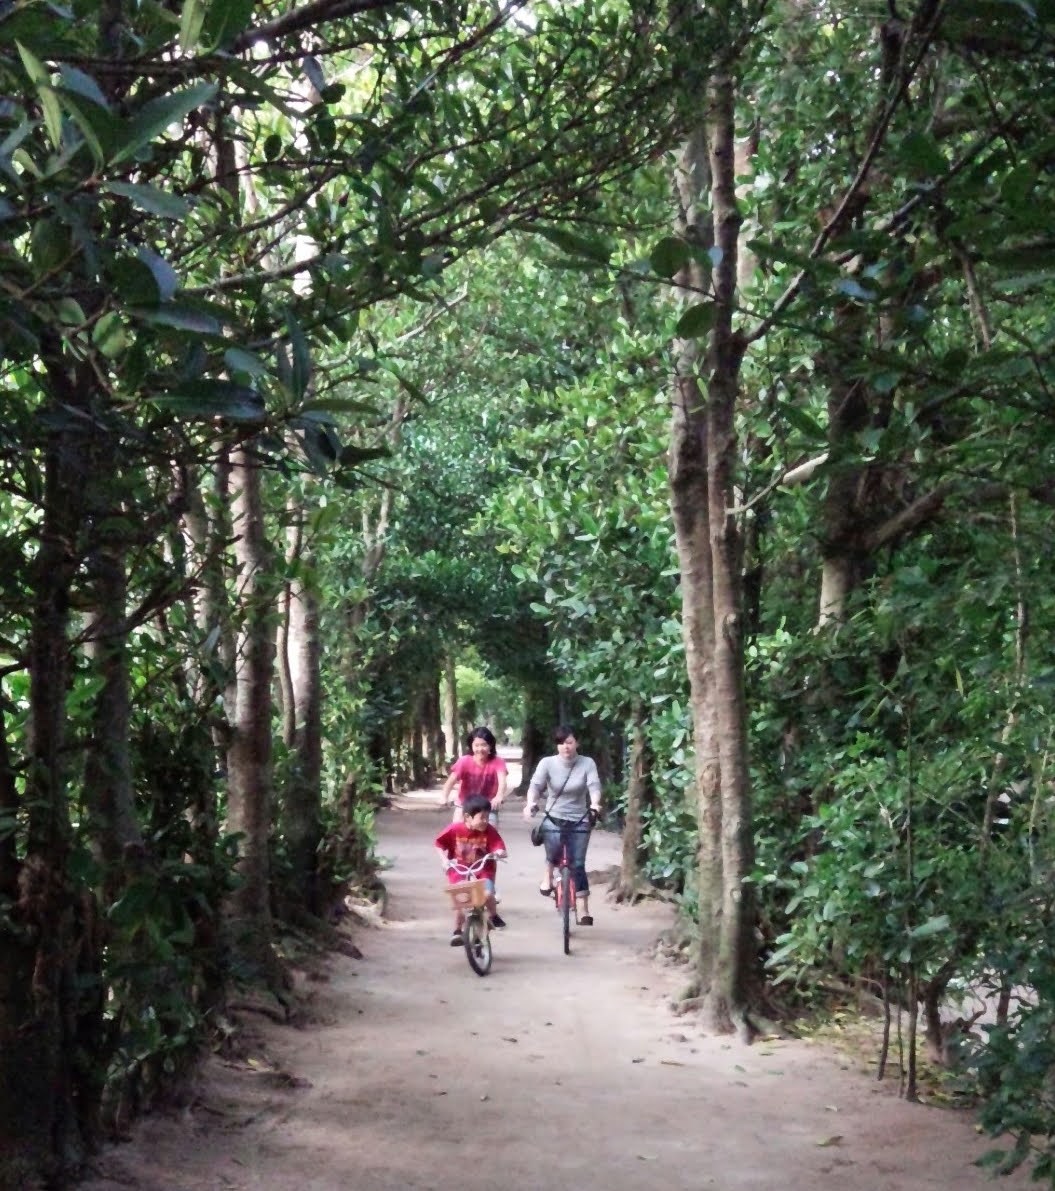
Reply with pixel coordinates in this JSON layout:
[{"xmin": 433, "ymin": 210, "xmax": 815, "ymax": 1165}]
[
  {"xmin": 444, "ymin": 854, "xmax": 503, "ymax": 976},
  {"xmin": 531, "ymin": 808, "xmax": 595, "ymax": 955}
]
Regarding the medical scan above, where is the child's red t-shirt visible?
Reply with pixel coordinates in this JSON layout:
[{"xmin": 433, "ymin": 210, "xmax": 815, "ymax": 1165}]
[{"xmin": 435, "ymin": 822, "xmax": 506, "ymax": 883}]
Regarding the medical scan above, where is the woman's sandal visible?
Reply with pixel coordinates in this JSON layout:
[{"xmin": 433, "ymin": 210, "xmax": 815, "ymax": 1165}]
[
  {"xmin": 579, "ymin": 915, "xmax": 594, "ymax": 926},
  {"xmin": 539, "ymin": 885, "xmax": 554, "ymax": 897}
]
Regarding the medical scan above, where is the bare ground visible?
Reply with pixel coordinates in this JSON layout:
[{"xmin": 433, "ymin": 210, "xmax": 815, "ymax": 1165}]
[{"xmin": 80, "ymin": 789, "xmax": 1030, "ymax": 1191}]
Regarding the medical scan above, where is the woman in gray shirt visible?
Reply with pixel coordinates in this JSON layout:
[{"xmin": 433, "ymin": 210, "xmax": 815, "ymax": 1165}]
[{"xmin": 523, "ymin": 725, "xmax": 602, "ymax": 925}]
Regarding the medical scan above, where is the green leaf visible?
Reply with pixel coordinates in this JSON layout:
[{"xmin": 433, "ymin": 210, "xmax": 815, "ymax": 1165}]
[
  {"xmin": 777, "ymin": 402, "xmax": 826, "ymax": 440},
  {"xmin": 649, "ymin": 236, "xmax": 690, "ymax": 277},
  {"xmin": 112, "ymin": 82, "xmax": 218, "ymax": 164},
  {"xmin": 103, "ymin": 182, "xmax": 190, "ymax": 220},
  {"xmin": 53, "ymin": 88, "xmax": 120, "ymax": 165},
  {"xmin": 133, "ymin": 304, "xmax": 221, "ymax": 334},
  {"xmin": 138, "ymin": 248, "xmax": 178, "ymax": 301},
  {"xmin": 297, "ymin": 396, "xmax": 379, "ymax": 417},
  {"xmin": 111, "ymin": 255, "xmax": 163, "ymax": 306},
  {"xmin": 16, "ymin": 42, "xmax": 63, "ymax": 149},
  {"xmin": 835, "ymin": 278, "xmax": 877, "ymax": 302},
  {"xmin": 30, "ymin": 217, "xmax": 70, "ymax": 273},
  {"xmin": 201, "ymin": 0, "xmax": 255, "ymax": 50},
  {"xmin": 180, "ymin": 0, "xmax": 206, "ymax": 53},
  {"xmin": 224, "ymin": 346, "xmax": 268, "ymax": 377},
  {"xmin": 92, "ymin": 311, "xmax": 128, "ymax": 357},
  {"xmin": 909, "ymin": 914, "xmax": 950, "ymax": 940},
  {"xmin": 154, "ymin": 380, "xmax": 264, "ymax": 423},
  {"xmin": 338, "ymin": 444, "xmax": 390, "ymax": 466},
  {"xmin": 675, "ymin": 303, "xmax": 715, "ymax": 338},
  {"xmin": 897, "ymin": 131, "xmax": 946, "ymax": 178},
  {"xmin": 286, "ymin": 310, "xmax": 311, "ymax": 400},
  {"xmin": 56, "ymin": 65, "xmax": 110, "ymax": 109},
  {"xmin": 530, "ymin": 225, "xmax": 612, "ymax": 264}
]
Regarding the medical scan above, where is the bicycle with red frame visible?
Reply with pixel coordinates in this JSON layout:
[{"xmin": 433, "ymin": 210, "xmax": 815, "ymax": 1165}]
[{"xmin": 529, "ymin": 807, "xmax": 597, "ymax": 955}]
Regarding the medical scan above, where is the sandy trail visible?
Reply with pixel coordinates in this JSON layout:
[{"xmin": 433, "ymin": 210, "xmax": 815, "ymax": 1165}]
[{"xmin": 82, "ymin": 789, "xmax": 1029, "ymax": 1191}]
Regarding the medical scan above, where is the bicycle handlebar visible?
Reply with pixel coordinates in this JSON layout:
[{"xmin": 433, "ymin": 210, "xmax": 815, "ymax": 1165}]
[{"xmin": 446, "ymin": 853, "xmax": 504, "ymax": 878}]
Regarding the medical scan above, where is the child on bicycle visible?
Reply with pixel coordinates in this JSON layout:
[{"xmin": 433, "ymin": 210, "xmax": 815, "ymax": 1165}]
[{"xmin": 435, "ymin": 794, "xmax": 507, "ymax": 946}]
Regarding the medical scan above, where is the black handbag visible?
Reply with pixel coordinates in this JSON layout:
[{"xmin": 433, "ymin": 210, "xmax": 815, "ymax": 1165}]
[{"xmin": 530, "ymin": 761, "xmax": 578, "ymax": 846}]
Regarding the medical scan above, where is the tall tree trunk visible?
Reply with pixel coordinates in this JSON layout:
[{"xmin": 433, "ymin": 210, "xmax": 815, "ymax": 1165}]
[
  {"xmin": 83, "ymin": 514, "xmax": 143, "ymax": 883},
  {"xmin": 706, "ymin": 70, "xmax": 755, "ymax": 1034},
  {"xmin": 0, "ymin": 374, "xmax": 91, "ymax": 1183},
  {"xmin": 614, "ymin": 700, "xmax": 650, "ymax": 902},
  {"xmin": 442, "ymin": 654, "xmax": 459, "ymax": 767},
  {"xmin": 669, "ymin": 76, "xmax": 756, "ymax": 1034},
  {"xmin": 223, "ymin": 442, "xmax": 278, "ymax": 979},
  {"xmin": 670, "ymin": 124, "xmax": 725, "ymax": 1018},
  {"xmin": 281, "ymin": 513, "xmax": 323, "ymax": 917}
]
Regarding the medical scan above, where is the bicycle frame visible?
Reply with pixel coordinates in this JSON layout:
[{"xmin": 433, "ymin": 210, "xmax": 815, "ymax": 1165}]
[
  {"xmin": 445, "ymin": 854, "xmax": 502, "ymax": 977},
  {"xmin": 535, "ymin": 810, "xmax": 591, "ymax": 955}
]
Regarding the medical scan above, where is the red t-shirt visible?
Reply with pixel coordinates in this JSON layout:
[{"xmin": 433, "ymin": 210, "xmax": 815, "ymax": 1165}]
[
  {"xmin": 449, "ymin": 754, "xmax": 508, "ymax": 805},
  {"xmin": 435, "ymin": 821, "xmax": 506, "ymax": 883}
]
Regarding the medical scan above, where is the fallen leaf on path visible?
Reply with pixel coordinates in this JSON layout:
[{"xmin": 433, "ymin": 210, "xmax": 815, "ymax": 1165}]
[
  {"xmin": 660, "ymin": 1060, "xmax": 684, "ymax": 1067},
  {"xmin": 631, "ymin": 1057, "xmax": 645, "ymax": 1063},
  {"xmin": 637, "ymin": 1155, "xmax": 656, "ymax": 1161},
  {"xmin": 816, "ymin": 1135, "xmax": 843, "ymax": 1147},
  {"xmin": 501, "ymin": 1037, "xmax": 518, "ymax": 1044},
  {"xmin": 824, "ymin": 1105, "xmax": 839, "ymax": 1112},
  {"xmin": 480, "ymin": 1094, "xmax": 489, "ymax": 1101}
]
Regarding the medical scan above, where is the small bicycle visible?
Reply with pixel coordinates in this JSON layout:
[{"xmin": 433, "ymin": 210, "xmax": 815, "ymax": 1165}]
[
  {"xmin": 444, "ymin": 854, "xmax": 502, "ymax": 976},
  {"xmin": 531, "ymin": 808, "xmax": 594, "ymax": 955}
]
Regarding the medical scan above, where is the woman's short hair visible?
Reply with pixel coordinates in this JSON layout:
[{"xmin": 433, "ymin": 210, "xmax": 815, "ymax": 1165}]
[
  {"xmin": 553, "ymin": 724, "xmax": 577, "ymax": 744},
  {"xmin": 468, "ymin": 725, "xmax": 498, "ymax": 758}
]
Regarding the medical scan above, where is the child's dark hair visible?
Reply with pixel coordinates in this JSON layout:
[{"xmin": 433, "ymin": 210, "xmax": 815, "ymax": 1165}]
[{"xmin": 462, "ymin": 794, "xmax": 491, "ymax": 819}]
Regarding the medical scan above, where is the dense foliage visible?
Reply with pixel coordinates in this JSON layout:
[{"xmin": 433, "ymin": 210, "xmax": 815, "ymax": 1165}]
[{"xmin": 4, "ymin": 0, "xmax": 1055, "ymax": 1183}]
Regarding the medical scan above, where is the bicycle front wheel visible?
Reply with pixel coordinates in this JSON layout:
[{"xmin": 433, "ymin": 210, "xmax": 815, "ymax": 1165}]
[
  {"xmin": 560, "ymin": 866, "xmax": 571, "ymax": 955},
  {"xmin": 464, "ymin": 912, "xmax": 492, "ymax": 976}
]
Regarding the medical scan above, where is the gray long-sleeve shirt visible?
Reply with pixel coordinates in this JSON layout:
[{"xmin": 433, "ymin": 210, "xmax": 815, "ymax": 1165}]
[{"xmin": 528, "ymin": 754, "xmax": 601, "ymax": 822}]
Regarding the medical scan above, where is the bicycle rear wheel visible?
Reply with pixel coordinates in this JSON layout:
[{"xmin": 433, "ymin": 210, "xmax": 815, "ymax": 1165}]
[
  {"xmin": 464, "ymin": 912, "xmax": 492, "ymax": 976},
  {"xmin": 560, "ymin": 866, "xmax": 571, "ymax": 955}
]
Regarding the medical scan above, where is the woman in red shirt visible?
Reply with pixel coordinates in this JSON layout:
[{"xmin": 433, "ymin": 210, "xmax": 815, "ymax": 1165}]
[{"xmin": 440, "ymin": 726, "xmax": 508, "ymax": 821}]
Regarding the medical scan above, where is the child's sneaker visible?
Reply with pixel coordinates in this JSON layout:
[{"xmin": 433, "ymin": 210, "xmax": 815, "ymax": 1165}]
[
  {"xmin": 489, "ymin": 914, "xmax": 506, "ymax": 929},
  {"xmin": 449, "ymin": 930, "xmax": 463, "ymax": 947}
]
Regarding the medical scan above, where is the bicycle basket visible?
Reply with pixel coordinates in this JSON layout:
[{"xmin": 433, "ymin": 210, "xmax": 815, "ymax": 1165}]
[{"xmin": 444, "ymin": 879, "xmax": 489, "ymax": 910}]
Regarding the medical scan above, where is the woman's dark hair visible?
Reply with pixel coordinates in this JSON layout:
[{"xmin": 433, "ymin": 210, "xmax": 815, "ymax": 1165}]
[
  {"xmin": 462, "ymin": 794, "xmax": 492, "ymax": 818},
  {"xmin": 553, "ymin": 724, "xmax": 577, "ymax": 744},
  {"xmin": 467, "ymin": 725, "xmax": 498, "ymax": 758}
]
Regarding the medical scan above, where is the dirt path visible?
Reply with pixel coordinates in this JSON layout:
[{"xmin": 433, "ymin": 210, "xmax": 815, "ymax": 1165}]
[{"xmin": 82, "ymin": 792, "xmax": 1029, "ymax": 1191}]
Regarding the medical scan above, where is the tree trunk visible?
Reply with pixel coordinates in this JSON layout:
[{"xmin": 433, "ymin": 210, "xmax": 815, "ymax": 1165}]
[
  {"xmin": 614, "ymin": 701, "xmax": 649, "ymax": 902},
  {"xmin": 669, "ymin": 72, "xmax": 757, "ymax": 1035},
  {"xmin": 223, "ymin": 442, "xmax": 278, "ymax": 980},
  {"xmin": 669, "ymin": 124, "xmax": 725, "ymax": 1018},
  {"xmin": 0, "ymin": 375, "xmax": 91, "ymax": 1184},
  {"xmin": 83, "ymin": 525, "xmax": 144, "ymax": 882},
  {"xmin": 281, "ymin": 514, "xmax": 324, "ymax": 917},
  {"xmin": 705, "ymin": 71, "xmax": 756, "ymax": 1034},
  {"xmin": 442, "ymin": 654, "xmax": 459, "ymax": 768}
]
